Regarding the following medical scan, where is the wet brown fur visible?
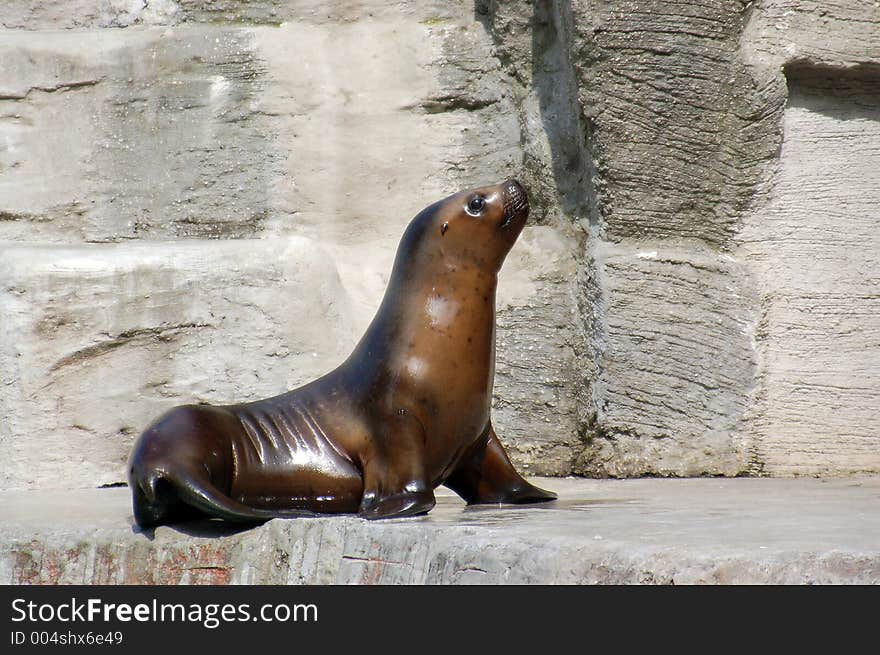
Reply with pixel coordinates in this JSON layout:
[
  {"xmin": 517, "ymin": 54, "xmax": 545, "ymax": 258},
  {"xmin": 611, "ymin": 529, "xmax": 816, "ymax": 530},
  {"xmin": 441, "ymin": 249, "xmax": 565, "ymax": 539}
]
[{"xmin": 128, "ymin": 180, "xmax": 556, "ymax": 527}]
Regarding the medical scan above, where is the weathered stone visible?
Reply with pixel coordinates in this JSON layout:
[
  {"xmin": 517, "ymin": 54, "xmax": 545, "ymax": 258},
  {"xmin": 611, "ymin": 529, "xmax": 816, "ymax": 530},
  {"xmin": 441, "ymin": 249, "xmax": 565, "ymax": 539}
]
[
  {"xmin": 0, "ymin": 2, "xmax": 584, "ymax": 488},
  {"xmin": 578, "ymin": 241, "xmax": 757, "ymax": 477},
  {"xmin": 567, "ymin": 0, "xmax": 780, "ymax": 245},
  {"xmin": 0, "ymin": 1, "xmax": 180, "ymax": 29},
  {"xmin": 493, "ymin": 226, "xmax": 583, "ymax": 476},
  {"xmin": 738, "ymin": 64, "xmax": 880, "ymax": 475},
  {"xmin": 477, "ymin": 1, "xmax": 766, "ymax": 475},
  {"xmin": 0, "ymin": 26, "xmax": 278, "ymax": 242},
  {"xmin": 0, "ymin": 1, "xmax": 463, "ymax": 30},
  {"xmin": 742, "ymin": 0, "xmax": 880, "ymax": 69},
  {"xmin": 472, "ymin": 0, "xmax": 880, "ymax": 478},
  {"xmin": 0, "ymin": 238, "xmax": 357, "ymax": 490},
  {"xmin": 2, "ymin": 0, "xmax": 879, "ymax": 486},
  {"xmin": 2, "ymin": 477, "xmax": 879, "ymax": 584}
]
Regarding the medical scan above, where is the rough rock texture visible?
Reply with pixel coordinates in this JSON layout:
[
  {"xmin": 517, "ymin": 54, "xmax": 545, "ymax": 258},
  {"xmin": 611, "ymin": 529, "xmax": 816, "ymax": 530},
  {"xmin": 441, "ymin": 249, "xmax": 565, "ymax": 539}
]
[
  {"xmin": 1, "ymin": 1, "xmax": 879, "ymax": 488},
  {"xmin": 734, "ymin": 1, "xmax": 880, "ymax": 475},
  {"xmin": 480, "ymin": 0, "xmax": 879, "ymax": 476},
  {"xmin": 0, "ymin": 239, "xmax": 356, "ymax": 489},
  {"xmin": 477, "ymin": 0, "xmax": 765, "ymax": 476},
  {"xmin": 738, "ymin": 65, "xmax": 880, "ymax": 475},
  {"xmin": 0, "ymin": 27, "xmax": 278, "ymax": 242},
  {"xmin": 2, "ymin": 477, "xmax": 879, "ymax": 584},
  {"xmin": 0, "ymin": 1, "xmax": 583, "ymax": 489},
  {"xmin": 560, "ymin": 0, "xmax": 780, "ymax": 476},
  {"xmin": 577, "ymin": 242, "xmax": 757, "ymax": 476}
]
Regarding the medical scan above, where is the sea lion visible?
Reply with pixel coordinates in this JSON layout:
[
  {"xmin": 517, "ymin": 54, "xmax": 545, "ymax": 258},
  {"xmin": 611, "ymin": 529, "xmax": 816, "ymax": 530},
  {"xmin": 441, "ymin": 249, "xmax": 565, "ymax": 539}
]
[{"xmin": 128, "ymin": 179, "xmax": 556, "ymax": 528}]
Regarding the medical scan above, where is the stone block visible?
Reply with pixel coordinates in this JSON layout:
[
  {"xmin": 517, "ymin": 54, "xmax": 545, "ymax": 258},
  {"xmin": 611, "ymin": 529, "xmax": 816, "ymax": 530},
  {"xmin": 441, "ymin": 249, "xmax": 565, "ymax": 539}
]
[
  {"xmin": 580, "ymin": 240, "xmax": 757, "ymax": 476},
  {"xmin": 3, "ymin": 477, "xmax": 880, "ymax": 584},
  {"xmin": 493, "ymin": 225, "xmax": 584, "ymax": 476},
  {"xmin": 738, "ymin": 65, "xmax": 880, "ymax": 475},
  {"xmin": 0, "ymin": 238, "xmax": 356, "ymax": 489},
  {"xmin": 0, "ymin": 4, "xmax": 589, "ymax": 486},
  {"xmin": 0, "ymin": 26, "xmax": 278, "ymax": 242}
]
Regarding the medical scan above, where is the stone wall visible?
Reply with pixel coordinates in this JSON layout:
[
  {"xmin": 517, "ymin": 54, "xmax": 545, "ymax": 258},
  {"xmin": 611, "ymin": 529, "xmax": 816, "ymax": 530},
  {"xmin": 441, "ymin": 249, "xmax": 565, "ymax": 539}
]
[
  {"xmin": 737, "ymin": 0, "xmax": 880, "ymax": 475},
  {"xmin": 0, "ymin": 0, "xmax": 584, "ymax": 489},
  {"xmin": 1, "ymin": 1, "xmax": 878, "ymax": 490},
  {"xmin": 479, "ymin": 0, "xmax": 880, "ymax": 477}
]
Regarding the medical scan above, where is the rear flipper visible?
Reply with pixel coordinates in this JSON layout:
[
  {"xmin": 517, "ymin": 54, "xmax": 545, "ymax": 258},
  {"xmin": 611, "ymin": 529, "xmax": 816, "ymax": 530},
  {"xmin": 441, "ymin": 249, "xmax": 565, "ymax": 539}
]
[
  {"xmin": 131, "ymin": 467, "xmax": 318, "ymax": 529},
  {"xmin": 444, "ymin": 426, "xmax": 557, "ymax": 505}
]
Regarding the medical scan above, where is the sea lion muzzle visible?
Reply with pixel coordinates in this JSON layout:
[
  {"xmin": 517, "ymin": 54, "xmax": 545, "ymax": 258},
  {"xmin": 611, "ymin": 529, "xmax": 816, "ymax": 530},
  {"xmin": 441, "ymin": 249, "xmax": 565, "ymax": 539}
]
[{"xmin": 501, "ymin": 179, "xmax": 528, "ymax": 228}]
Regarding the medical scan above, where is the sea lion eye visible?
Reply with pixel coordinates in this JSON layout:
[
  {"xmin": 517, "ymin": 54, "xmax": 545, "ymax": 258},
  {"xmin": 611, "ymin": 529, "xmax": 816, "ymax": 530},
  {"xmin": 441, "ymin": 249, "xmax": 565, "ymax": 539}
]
[{"xmin": 465, "ymin": 195, "xmax": 486, "ymax": 216}]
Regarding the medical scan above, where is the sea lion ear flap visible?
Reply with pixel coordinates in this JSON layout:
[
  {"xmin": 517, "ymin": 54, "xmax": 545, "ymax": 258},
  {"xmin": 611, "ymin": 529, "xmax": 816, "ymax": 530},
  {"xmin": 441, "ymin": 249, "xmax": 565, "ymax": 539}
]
[{"xmin": 441, "ymin": 222, "xmax": 449, "ymax": 236}]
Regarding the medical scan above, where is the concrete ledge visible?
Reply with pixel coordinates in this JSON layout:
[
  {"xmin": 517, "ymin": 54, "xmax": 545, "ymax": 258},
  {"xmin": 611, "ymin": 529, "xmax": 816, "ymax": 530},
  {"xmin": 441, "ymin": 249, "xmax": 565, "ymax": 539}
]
[{"xmin": 2, "ymin": 477, "xmax": 879, "ymax": 584}]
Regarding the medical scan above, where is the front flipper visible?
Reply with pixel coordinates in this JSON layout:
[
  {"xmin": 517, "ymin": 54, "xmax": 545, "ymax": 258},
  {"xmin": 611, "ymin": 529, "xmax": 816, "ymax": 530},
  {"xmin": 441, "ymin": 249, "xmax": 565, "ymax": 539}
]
[
  {"xmin": 358, "ymin": 409, "xmax": 436, "ymax": 520},
  {"xmin": 444, "ymin": 426, "xmax": 557, "ymax": 505},
  {"xmin": 359, "ymin": 480, "xmax": 435, "ymax": 520}
]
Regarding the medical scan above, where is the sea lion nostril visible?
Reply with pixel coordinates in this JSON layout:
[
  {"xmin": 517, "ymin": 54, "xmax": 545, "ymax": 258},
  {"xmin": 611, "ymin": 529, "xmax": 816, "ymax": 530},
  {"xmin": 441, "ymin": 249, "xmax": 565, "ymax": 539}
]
[{"xmin": 502, "ymin": 180, "xmax": 528, "ymax": 224}]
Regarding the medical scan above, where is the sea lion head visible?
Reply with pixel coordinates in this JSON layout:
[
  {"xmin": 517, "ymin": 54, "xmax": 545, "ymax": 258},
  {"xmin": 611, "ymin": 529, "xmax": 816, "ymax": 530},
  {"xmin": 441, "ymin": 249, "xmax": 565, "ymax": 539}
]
[{"xmin": 413, "ymin": 179, "xmax": 530, "ymax": 273}]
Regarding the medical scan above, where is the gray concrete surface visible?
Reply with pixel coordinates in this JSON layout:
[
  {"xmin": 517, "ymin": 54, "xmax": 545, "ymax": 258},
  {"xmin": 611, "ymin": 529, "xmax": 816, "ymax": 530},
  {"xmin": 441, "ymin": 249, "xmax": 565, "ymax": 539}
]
[{"xmin": 2, "ymin": 476, "xmax": 878, "ymax": 584}]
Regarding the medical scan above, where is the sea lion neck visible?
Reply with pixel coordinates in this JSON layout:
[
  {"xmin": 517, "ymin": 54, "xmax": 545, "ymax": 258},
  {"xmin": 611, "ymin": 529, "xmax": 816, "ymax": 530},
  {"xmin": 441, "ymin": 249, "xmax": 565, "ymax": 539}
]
[
  {"xmin": 375, "ymin": 199, "xmax": 499, "ymax": 295},
  {"xmin": 342, "ymin": 247, "xmax": 499, "ymax": 373},
  {"xmin": 337, "ymin": 203, "xmax": 501, "ymax": 388}
]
